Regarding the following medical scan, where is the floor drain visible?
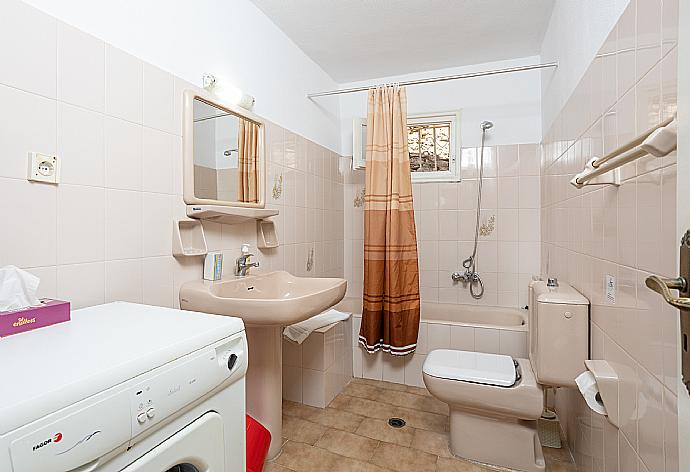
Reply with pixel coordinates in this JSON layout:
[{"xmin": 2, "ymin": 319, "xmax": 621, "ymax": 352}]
[{"xmin": 388, "ymin": 418, "xmax": 406, "ymax": 428}]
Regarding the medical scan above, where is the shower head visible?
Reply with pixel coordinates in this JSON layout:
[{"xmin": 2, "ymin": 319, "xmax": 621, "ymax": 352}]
[{"xmin": 480, "ymin": 121, "xmax": 494, "ymax": 131}]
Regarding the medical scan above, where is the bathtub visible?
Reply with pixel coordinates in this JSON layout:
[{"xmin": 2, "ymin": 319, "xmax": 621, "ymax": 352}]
[{"xmin": 334, "ymin": 297, "xmax": 529, "ymax": 388}]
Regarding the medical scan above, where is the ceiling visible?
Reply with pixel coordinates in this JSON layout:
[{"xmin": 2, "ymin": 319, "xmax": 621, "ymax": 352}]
[{"xmin": 249, "ymin": 0, "xmax": 556, "ymax": 83}]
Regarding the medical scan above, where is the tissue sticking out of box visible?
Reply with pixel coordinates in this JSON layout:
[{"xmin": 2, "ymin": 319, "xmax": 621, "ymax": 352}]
[
  {"xmin": 575, "ymin": 371, "xmax": 607, "ymax": 415},
  {"xmin": 0, "ymin": 265, "xmax": 40, "ymax": 311}
]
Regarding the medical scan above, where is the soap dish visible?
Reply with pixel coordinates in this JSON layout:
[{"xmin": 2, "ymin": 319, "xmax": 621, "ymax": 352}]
[{"xmin": 173, "ymin": 219, "xmax": 208, "ymax": 257}]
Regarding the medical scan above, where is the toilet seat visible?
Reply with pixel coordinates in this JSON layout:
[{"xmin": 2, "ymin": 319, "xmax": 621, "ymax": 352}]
[{"xmin": 423, "ymin": 349, "xmax": 517, "ymax": 387}]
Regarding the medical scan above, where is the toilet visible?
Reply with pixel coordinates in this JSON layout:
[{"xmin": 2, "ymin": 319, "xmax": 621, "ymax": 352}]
[{"xmin": 422, "ymin": 280, "xmax": 589, "ymax": 472}]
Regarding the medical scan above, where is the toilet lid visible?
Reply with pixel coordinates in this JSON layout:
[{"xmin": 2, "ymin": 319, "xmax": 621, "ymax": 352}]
[{"xmin": 423, "ymin": 349, "xmax": 517, "ymax": 387}]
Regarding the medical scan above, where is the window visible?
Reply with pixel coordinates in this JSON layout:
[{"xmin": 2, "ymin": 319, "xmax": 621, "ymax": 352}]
[
  {"xmin": 407, "ymin": 111, "xmax": 461, "ymax": 182},
  {"xmin": 352, "ymin": 111, "xmax": 461, "ymax": 182}
]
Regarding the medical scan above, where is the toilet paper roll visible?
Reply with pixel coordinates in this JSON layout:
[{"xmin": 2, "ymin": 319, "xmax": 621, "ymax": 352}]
[{"xmin": 575, "ymin": 371, "xmax": 607, "ymax": 415}]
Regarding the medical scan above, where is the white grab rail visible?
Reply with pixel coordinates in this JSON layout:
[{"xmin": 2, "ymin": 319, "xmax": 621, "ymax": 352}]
[{"xmin": 570, "ymin": 115, "xmax": 677, "ymax": 188}]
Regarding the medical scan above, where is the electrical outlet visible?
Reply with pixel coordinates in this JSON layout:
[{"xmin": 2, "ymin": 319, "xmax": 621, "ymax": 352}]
[{"xmin": 28, "ymin": 152, "xmax": 60, "ymax": 184}]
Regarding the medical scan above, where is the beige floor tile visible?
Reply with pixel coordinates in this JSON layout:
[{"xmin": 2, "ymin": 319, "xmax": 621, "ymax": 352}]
[
  {"xmin": 411, "ymin": 429, "xmax": 452, "ymax": 458},
  {"xmin": 264, "ymin": 461, "xmax": 295, "ymax": 472},
  {"xmin": 276, "ymin": 441, "xmax": 340, "ymax": 471},
  {"xmin": 375, "ymin": 389, "xmax": 449, "ymax": 416},
  {"xmin": 354, "ymin": 377, "xmax": 408, "ymax": 392},
  {"xmin": 330, "ymin": 394, "xmax": 398, "ymax": 420},
  {"xmin": 355, "ymin": 418, "xmax": 415, "ymax": 447},
  {"xmin": 405, "ymin": 385, "xmax": 432, "ymax": 397},
  {"xmin": 369, "ymin": 442, "xmax": 438, "ymax": 472},
  {"xmin": 279, "ymin": 381, "xmax": 575, "ymax": 472},
  {"xmin": 282, "ymin": 415, "xmax": 328, "ymax": 445},
  {"xmin": 545, "ymin": 461, "xmax": 576, "ymax": 472},
  {"xmin": 331, "ymin": 456, "xmax": 391, "ymax": 472},
  {"xmin": 283, "ymin": 400, "xmax": 324, "ymax": 418},
  {"xmin": 542, "ymin": 445, "xmax": 574, "ymax": 464},
  {"xmin": 315, "ymin": 428, "xmax": 381, "ymax": 461},
  {"xmin": 344, "ymin": 381, "xmax": 384, "ymax": 401},
  {"xmin": 285, "ymin": 400, "xmax": 365, "ymax": 432},
  {"xmin": 390, "ymin": 406, "xmax": 449, "ymax": 433},
  {"xmin": 435, "ymin": 457, "xmax": 485, "ymax": 471}
]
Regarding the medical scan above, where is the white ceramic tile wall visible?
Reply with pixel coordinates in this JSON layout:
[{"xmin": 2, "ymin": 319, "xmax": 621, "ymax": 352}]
[
  {"xmin": 343, "ymin": 142, "xmax": 541, "ymax": 310},
  {"xmin": 282, "ymin": 318, "xmax": 353, "ymax": 408},
  {"xmin": 541, "ymin": 0, "xmax": 679, "ymax": 470},
  {"xmin": 0, "ymin": 2, "xmax": 344, "ymax": 311}
]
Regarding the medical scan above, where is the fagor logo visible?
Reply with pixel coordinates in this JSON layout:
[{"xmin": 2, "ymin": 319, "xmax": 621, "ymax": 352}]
[{"xmin": 32, "ymin": 433, "xmax": 62, "ymax": 452}]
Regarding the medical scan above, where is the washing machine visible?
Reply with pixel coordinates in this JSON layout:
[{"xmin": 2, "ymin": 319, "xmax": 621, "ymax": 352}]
[{"xmin": 0, "ymin": 302, "xmax": 248, "ymax": 472}]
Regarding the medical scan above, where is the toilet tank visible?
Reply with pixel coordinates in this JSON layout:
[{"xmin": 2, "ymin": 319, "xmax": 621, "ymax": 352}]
[{"xmin": 528, "ymin": 280, "xmax": 589, "ymax": 388}]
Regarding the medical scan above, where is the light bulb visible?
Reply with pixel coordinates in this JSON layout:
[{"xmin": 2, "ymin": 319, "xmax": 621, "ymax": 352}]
[{"xmin": 201, "ymin": 73, "xmax": 255, "ymax": 110}]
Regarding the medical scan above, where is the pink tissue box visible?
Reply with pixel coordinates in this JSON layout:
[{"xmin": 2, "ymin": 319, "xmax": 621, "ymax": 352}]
[{"xmin": 0, "ymin": 299, "xmax": 71, "ymax": 337}]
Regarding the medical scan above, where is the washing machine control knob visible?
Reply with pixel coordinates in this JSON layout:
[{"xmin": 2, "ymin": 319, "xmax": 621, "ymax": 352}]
[
  {"xmin": 227, "ymin": 353, "xmax": 238, "ymax": 371},
  {"xmin": 146, "ymin": 407, "xmax": 156, "ymax": 419},
  {"xmin": 136, "ymin": 412, "xmax": 147, "ymax": 424}
]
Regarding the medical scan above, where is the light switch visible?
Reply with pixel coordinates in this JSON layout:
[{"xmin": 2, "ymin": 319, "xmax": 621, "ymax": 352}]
[{"xmin": 27, "ymin": 152, "xmax": 60, "ymax": 184}]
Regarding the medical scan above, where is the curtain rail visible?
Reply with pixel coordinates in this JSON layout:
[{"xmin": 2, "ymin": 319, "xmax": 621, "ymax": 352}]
[{"xmin": 307, "ymin": 62, "xmax": 558, "ymax": 98}]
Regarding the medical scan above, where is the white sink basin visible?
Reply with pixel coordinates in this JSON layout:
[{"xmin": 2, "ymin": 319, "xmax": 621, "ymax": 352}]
[
  {"xmin": 179, "ymin": 271, "xmax": 347, "ymax": 326},
  {"xmin": 179, "ymin": 270, "xmax": 347, "ymax": 460}
]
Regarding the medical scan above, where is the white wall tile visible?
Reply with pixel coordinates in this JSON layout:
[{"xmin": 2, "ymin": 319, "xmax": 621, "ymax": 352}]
[
  {"xmin": 105, "ymin": 46, "xmax": 143, "ymax": 123},
  {"xmin": 105, "ymin": 117, "xmax": 143, "ymax": 190},
  {"xmin": 57, "ymin": 185, "xmax": 105, "ymax": 265},
  {"xmin": 361, "ymin": 350, "xmax": 383, "ymax": 380},
  {"xmin": 0, "ymin": 178, "xmax": 56, "ymax": 268},
  {"xmin": 57, "ymin": 262, "xmax": 105, "ymax": 309},
  {"xmin": 449, "ymin": 325, "xmax": 474, "ymax": 350},
  {"xmin": 141, "ymin": 193, "xmax": 173, "ymax": 257},
  {"xmin": 0, "ymin": 0, "xmax": 57, "ymax": 97},
  {"xmin": 427, "ymin": 323, "xmax": 451, "ymax": 351},
  {"xmin": 474, "ymin": 327, "xmax": 499, "ymax": 354},
  {"xmin": 302, "ymin": 333, "xmax": 327, "ymax": 371},
  {"xmin": 283, "ymin": 338, "xmax": 303, "ymax": 367},
  {"xmin": 140, "ymin": 256, "xmax": 174, "ymax": 308},
  {"xmin": 302, "ymin": 368, "xmax": 326, "ymax": 408},
  {"xmin": 26, "ymin": 266, "xmax": 57, "ymax": 299},
  {"xmin": 282, "ymin": 365, "xmax": 302, "ymax": 403},
  {"xmin": 57, "ymin": 103, "xmax": 105, "ymax": 186},
  {"xmin": 498, "ymin": 330, "xmax": 528, "ymax": 358},
  {"xmin": 142, "ymin": 127, "xmax": 174, "ymax": 194},
  {"xmin": 143, "ymin": 63, "xmax": 175, "ymax": 133},
  {"xmin": 404, "ymin": 353, "xmax": 426, "ymax": 387},
  {"xmin": 105, "ymin": 259, "xmax": 142, "ymax": 303},
  {"xmin": 0, "ymin": 85, "xmax": 56, "ymax": 180},
  {"xmin": 57, "ymin": 23, "xmax": 105, "ymax": 112},
  {"xmin": 106, "ymin": 189, "xmax": 142, "ymax": 260},
  {"xmin": 382, "ymin": 353, "xmax": 406, "ymax": 384}
]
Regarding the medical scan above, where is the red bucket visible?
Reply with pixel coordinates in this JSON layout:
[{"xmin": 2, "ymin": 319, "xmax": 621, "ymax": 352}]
[{"xmin": 246, "ymin": 415, "xmax": 271, "ymax": 472}]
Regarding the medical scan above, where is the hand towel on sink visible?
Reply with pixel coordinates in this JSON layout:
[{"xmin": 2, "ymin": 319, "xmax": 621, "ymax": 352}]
[{"xmin": 283, "ymin": 309, "xmax": 351, "ymax": 344}]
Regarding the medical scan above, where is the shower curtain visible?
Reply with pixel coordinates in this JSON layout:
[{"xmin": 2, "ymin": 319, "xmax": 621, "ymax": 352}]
[
  {"xmin": 358, "ymin": 86, "xmax": 420, "ymax": 356},
  {"xmin": 237, "ymin": 118, "xmax": 259, "ymax": 203}
]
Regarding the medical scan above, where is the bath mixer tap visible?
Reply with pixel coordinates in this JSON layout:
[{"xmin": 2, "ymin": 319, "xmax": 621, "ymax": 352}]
[{"xmin": 235, "ymin": 253, "xmax": 259, "ymax": 276}]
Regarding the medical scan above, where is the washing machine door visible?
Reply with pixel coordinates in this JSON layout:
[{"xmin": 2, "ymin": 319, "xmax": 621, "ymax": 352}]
[{"xmin": 121, "ymin": 412, "xmax": 224, "ymax": 472}]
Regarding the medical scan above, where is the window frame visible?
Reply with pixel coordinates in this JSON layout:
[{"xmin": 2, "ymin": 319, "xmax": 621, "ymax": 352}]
[
  {"xmin": 352, "ymin": 110, "xmax": 462, "ymax": 183},
  {"xmin": 407, "ymin": 110, "xmax": 462, "ymax": 183}
]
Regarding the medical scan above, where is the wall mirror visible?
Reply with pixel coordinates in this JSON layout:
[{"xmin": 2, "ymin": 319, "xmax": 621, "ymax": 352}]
[{"xmin": 183, "ymin": 90, "xmax": 265, "ymax": 208}]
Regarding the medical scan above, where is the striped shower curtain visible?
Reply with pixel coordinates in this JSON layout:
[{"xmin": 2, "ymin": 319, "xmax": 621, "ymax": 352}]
[
  {"xmin": 237, "ymin": 118, "xmax": 259, "ymax": 203},
  {"xmin": 358, "ymin": 86, "xmax": 421, "ymax": 356}
]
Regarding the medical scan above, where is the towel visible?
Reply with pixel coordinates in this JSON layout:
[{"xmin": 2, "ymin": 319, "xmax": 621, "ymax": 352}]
[{"xmin": 283, "ymin": 309, "xmax": 351, "ymax": 344}]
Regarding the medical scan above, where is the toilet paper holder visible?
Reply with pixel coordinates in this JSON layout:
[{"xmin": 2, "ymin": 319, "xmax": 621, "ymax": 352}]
[{"xmin": 582, "ymin": 360, "xmax": 620, "ymax": 429}]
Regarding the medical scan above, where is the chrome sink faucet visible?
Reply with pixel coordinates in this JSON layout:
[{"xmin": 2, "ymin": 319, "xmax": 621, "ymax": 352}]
[{"xmin": 235, "ymin": 244, "xmax": 259, "ymax": 276}]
